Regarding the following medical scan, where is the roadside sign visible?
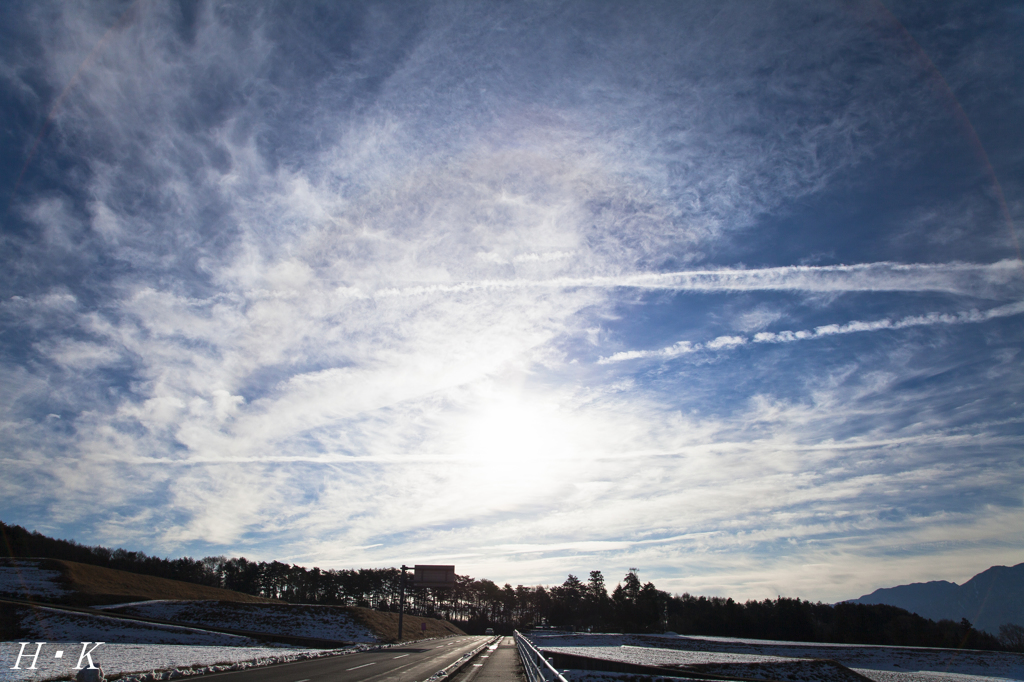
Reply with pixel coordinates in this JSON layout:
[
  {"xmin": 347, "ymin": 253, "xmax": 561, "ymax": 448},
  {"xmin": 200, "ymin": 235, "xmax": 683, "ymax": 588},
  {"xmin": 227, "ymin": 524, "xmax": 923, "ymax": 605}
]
[
  {"xmin": 421, "ymin": 622, "xmax": 427, "ymax": 632},
  {"xmin": 413, "ymin": 564, "xmax": 456, "ymax": 588}
]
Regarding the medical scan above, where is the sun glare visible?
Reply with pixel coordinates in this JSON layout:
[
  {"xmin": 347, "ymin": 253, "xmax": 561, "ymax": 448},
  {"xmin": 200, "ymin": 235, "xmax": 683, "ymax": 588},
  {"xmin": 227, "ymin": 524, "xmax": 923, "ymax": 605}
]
[{"xmin": 454, "ymin": 393, "xmax": 578, "ymax": 502}]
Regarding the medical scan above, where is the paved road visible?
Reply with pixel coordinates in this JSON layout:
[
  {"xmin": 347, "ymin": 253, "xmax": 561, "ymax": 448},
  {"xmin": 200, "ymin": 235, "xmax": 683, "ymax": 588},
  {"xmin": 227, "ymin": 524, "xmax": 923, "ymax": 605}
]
[{"xmin": 204, "ymin": 636, "xmax": 491, "ymax": 682}]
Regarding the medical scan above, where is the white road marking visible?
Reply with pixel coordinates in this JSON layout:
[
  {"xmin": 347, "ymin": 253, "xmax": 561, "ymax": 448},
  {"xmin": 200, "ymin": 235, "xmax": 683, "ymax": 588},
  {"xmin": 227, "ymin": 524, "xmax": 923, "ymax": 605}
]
[
  {"xmin": 294, "ymin": 679, "xmax": 310, "ymax": 682},
  {"xmin": 392, "ymin": 654, "xmax": 409, "ymax": 659},
  {"xmin": 353, "ymin": 661, "xmax": 415, "ymax": 682},
  {"xmin": 346, "ymin": 663, "xmax": 377, "ymax": 671}
]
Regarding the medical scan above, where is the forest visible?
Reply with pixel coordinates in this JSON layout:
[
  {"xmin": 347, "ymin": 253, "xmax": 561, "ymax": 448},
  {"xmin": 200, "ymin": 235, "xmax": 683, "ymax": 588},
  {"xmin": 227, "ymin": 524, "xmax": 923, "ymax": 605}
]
[{"xmin": 2, "ymin": 520, "xmax": 1017, "ymax": 651}]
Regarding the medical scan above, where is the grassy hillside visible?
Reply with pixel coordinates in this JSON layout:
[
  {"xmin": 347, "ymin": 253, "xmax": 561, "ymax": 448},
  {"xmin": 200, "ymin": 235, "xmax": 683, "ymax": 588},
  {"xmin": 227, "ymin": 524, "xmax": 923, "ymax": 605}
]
[
  {"xmin": 48, "ymin": 559, "xmax": 278, "ymax": 606},
  {"xmin": 348, "ymin": 606, "xmax": 466, "ymax": 642}
]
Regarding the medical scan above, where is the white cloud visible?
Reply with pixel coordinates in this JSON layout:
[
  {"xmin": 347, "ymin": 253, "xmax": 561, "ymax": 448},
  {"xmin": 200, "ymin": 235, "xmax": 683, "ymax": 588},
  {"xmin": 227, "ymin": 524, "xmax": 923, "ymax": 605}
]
[
  {"xmin": 602, "ymin": 300, "xmax": 1024, "ymax": 363},
  {"xmin": 734, "ymin": 306, "xmax": 785, "ymax": 332},
  {"xmin": 38, "ymin": 339, "xmax": 124, "ymax": 371},
  {"xmin": 346, "ymin": 260, "xmax": 1024, "ymax": 299}
]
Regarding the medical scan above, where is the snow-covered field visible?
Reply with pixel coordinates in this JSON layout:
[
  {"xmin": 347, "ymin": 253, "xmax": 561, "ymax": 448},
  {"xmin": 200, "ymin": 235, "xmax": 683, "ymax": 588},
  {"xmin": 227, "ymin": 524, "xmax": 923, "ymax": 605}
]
[
  {"xmin": 95, "ymin": 600, "xmax": 376, "ymax": 643},
  {"xmin": 540, "ymin": 642, "xmax": 859, "ymax": 682},
  {"xmin": 0, "ymin": 560, "xmax": 69, "ymax": 600},
  {"xmin": 563, "ymin": 671, "xmax": 1018, "ymax": 682},
  {"xmin": 637, "ymin": 633, "xmax": 1024, "ymax": 680},
  {"xmin": 0, "ymin": 642, "xmax": 359, "ymax": 682},
  {"xmin": 12, "ymin": 605, "xmax": 261, "ymax": 647},
  {"xmin": 528, "ymin": 633, "xmax": 1024, "ymax": 682},
  {"xmin": 558, "ymin": 673, "xmax": 722, "ymax": 682},
  {"xmin": 855, "ymin": 672, "xmax": 1023, "ymax": 682},
  {"xmin": 547, "ymin": 642, "xmax": 800, "ymax": 666}
]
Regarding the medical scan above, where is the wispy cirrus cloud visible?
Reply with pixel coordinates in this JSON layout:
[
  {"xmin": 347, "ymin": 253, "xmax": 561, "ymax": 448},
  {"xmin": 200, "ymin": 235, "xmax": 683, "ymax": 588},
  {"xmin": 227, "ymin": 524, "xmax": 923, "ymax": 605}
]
[
  {"xmin": 372, "ymin": 259, "xmax": 1023, "ymax": 298},
  {"xmin": 600, "ymin": 299, "xmax": 1024, "ymax": 363}
]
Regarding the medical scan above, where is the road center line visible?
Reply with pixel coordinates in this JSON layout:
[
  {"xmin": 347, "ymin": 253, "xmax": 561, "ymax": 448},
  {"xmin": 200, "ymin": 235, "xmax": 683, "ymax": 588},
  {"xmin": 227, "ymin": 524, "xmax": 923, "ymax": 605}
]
[
  {"xmin": 392, "ymin": 653, "xmax": 409, "ymax": 658},
  {"xmin": 346, "ymin": 662, "xmax": 377, "ymax": 671},
  {"xmin": 357, "ymin": 660, "xmax": 416, "ymax": 682}
]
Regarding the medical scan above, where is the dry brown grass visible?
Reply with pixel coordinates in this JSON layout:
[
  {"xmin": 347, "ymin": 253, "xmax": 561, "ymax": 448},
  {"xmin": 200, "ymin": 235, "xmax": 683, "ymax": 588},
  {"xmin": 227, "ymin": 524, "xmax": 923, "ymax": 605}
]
[
  {"xmin": 45, "ymin": 559, "xmax": 278, "ymax": 606},
  {"xmin": 346, "ymin": 606, "xmax": 466, "ymax": 643}
]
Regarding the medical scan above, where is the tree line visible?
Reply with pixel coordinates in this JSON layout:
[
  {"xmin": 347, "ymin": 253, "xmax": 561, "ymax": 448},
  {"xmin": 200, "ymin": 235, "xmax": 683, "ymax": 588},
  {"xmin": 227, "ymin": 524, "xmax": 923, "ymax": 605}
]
[{"xmin": 2, "ymin": 521, "xmax": 1020, "ymax": 651}]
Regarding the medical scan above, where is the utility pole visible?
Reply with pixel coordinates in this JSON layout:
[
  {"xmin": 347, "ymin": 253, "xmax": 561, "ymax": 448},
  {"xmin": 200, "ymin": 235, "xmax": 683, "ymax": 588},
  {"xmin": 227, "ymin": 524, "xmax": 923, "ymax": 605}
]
[{"xmin": 397, "ymin": 565, "xmax": 409, "ymax": 641}]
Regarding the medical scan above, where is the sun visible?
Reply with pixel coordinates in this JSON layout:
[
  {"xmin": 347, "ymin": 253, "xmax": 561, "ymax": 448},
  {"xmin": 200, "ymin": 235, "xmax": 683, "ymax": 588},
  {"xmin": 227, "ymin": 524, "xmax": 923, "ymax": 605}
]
[{"xmin": 454, "ymin": 391, "xmax": 578, "ymax": 495}]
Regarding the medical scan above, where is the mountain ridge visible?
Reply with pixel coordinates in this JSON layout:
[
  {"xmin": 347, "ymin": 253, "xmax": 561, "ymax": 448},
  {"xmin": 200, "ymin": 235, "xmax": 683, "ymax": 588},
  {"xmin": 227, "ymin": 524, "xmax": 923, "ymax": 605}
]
[{"xmin": 847, "ymin": 562, "xmax": 1024, "ymax": 635}]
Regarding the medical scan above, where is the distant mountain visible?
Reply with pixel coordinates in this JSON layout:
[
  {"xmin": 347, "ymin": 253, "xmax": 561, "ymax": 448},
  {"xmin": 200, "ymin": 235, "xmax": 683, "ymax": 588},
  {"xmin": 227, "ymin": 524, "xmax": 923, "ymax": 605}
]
[{"xmin": 847, "ymin": 563, "xmax": 1024, "ymax": 635}]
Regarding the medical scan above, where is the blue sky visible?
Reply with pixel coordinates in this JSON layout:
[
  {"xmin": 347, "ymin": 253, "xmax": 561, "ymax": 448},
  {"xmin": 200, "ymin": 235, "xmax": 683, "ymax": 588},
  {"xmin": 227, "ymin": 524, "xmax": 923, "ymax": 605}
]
[{"xmin": 1, "ymin": 0, "xmax": 1022, "ymax": 602}]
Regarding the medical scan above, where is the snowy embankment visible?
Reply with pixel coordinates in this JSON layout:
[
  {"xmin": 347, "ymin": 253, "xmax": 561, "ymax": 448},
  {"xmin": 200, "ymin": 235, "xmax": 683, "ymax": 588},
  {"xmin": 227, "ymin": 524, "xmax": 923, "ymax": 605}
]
[
  {"xmin": 0, "ymin": 642, "xmax": 362, "ymax": 682},
  {"xmin": 0, "ymin": 560, "xmax": 70, "ymax": 601},
  {"xmin": 9, "ymin": 604, "xmax": 260, "ymax": 647},
  {"xmin": 95, "ymin": 600, "xmax": 376, "ymax": 643},
  {"xmin": 527, "ymin": 633, "xmax": 1024, "ymax": 682}
]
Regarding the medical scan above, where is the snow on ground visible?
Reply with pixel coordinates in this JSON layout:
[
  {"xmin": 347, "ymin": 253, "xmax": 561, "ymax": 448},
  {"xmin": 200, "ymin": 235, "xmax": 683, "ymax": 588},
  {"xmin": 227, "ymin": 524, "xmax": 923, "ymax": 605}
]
[
  {"xmin": 0, "ymin": 561, "xmax": 69, "ymax": 600},
  {"xmin": 854, "ymin": 671, "xmax": 1024, "ymax": 682},
  {"xmin": 540, "ymin": 644, "xmax": 858, "ymax": 682},
  {"xmin": 15, "ymin": 606, "xmax": 261, "ymax": 646},
  {"xmin": 559, "ymin": 672, "xmax": 722, "ymax": 682},
  {"xmin": 561, "ymin": 671, "xmax": 1018, "ymax": 682},
  {"xmin": 527, "ymin": 633, "xmax": 1024, "ymax": 682},
  {"xmin": 542, "ymin": 643, "xmax": 800, "ymax": 666},
  {"xmin": 635, "ymin": 633, "xmax": 1024, "ymax": 680},
  {"xmin": 0, "ymin": 642, "xmax": 360, "ymax": 682},
  {"xmin": 93, "ymin": 601, "xmax": 376, "ymax": 643},
  {"xmin": 560, "ymin": 671, "xmax": 834, "ymax": 682}
]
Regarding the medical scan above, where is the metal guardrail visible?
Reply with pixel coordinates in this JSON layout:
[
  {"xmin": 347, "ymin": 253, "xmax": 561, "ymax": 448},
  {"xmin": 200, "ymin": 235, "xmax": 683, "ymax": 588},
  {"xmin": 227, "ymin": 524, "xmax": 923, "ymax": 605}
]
[{"xmin": 514, "ymin": 631, "xmax": 568, "ymax": 682}]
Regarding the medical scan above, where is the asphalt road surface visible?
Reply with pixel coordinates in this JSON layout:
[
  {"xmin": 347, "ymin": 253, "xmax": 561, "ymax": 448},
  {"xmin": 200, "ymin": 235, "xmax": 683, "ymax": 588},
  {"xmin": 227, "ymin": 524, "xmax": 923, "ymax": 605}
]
[{"xmin": 205, "ymin": 636, "xmax": 492, "ymax": 682}]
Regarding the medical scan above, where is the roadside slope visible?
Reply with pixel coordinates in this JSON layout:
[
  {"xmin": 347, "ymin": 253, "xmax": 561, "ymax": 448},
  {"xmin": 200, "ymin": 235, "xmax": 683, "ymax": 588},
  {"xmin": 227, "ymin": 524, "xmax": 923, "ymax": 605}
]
[
  {"xmin": 102, "ymin": 600, "xmax": 377, "ymax": 643},
  {"xmin": 1, "ymin": 558, "xmax": 276, "ymax": 606},
  {"xmin": 56, "ymin": 559, "xmax": 278, "ymax": 605},
  {"xmin": 347, "ymin": 607, "xmax": 466, "ymax": 642},
  {"xmin": 98, "ymin": 600, "xmax": 463, "ymax": 644}
]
